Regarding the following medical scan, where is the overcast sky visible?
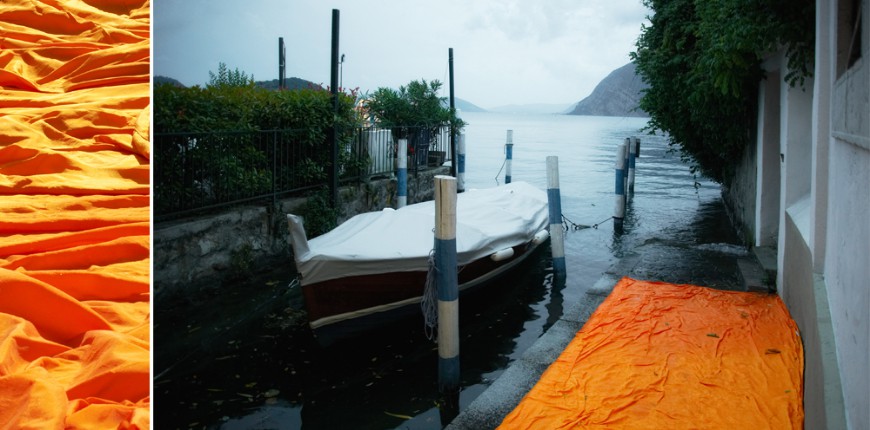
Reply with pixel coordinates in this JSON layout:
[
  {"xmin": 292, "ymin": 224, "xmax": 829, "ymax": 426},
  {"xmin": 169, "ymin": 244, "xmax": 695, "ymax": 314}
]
[{"xmin": 154, "ymin": 0, "xmax": 650, "ymax": 109}]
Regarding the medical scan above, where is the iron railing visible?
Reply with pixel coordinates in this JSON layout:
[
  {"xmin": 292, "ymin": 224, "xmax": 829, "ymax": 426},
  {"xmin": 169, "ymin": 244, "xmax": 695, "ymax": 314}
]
[{"xmin": 154, "ymin": 126, "xmax": 453, "ymax": 221}]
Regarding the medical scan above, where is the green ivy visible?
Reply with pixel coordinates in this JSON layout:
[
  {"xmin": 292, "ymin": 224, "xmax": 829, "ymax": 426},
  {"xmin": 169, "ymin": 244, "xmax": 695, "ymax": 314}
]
[
  {"xmin": 297, "ymin": 188, "xmax": 339, "ymax": 238},
  {"xmin": 631, "ymin": 0, "xmax": 814, "ymax": 183}
]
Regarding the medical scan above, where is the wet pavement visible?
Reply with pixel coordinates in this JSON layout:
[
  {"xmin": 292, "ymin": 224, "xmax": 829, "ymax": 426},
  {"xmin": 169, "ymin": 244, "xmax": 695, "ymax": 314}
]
[{"xmin": 447, "ymin": 196, "xmax": 773, "ymax": 429}]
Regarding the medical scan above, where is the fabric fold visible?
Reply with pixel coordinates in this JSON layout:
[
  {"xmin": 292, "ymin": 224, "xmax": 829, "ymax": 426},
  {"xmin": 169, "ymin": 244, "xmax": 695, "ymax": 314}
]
[{"xmin": 0, "ymin": 0, "xmax": 151, "ymax": 427}]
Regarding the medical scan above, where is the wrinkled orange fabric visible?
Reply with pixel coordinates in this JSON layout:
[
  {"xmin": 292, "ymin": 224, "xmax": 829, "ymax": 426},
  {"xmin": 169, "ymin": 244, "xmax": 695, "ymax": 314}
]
[
  {"xmin": 0, "ymin": 0, "xmax": 150, "ymax": 428},
  {"xmin": 499, "ymin": 278, "xmax": 804, "ymax": 429}
]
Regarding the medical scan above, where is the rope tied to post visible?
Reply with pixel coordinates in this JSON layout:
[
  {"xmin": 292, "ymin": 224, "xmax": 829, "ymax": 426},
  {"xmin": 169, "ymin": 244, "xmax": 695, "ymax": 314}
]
[
  {"xmin": 421, "ymin": 250, "xmax": 438, "ymax": 341},
  {"xmin": 561, "ymin": 214, "xmax": 614, "ymax": 231}
]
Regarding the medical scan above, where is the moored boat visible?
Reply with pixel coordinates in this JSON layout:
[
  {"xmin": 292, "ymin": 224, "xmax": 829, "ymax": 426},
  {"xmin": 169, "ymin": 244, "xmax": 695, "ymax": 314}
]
[{"xmin": 287, "ymin": 181, "xmax": 550, "ymax": 341}]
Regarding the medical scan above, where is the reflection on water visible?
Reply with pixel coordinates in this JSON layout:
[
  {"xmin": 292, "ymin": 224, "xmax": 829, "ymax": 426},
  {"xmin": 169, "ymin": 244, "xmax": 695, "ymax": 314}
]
[{"xmin": 155, "ymin": 113, "xmax": 733, "ymax": 429}]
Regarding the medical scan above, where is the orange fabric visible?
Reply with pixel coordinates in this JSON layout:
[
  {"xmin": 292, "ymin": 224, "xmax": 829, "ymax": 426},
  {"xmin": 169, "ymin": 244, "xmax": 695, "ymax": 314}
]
[
  {"xmin": 499, "ymin": 278, "xmax": 804, "ymax": 429},
  {"xmin": 0, "ymin": 0, "xmax": 150, "ymax": 428}
]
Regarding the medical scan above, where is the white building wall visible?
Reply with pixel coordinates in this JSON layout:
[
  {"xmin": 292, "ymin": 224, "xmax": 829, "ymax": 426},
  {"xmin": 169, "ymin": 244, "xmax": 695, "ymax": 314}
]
[
  {"xmin": 751, "ymin": 1, "xmax": 869, "ymax": 427},
  {"xmin": 755, "ymin": 69, "xmax": 781, "ymax": 247},
  {"xmin": 823, "ymin": 0, "xmax": 870, "ymax": 427}
]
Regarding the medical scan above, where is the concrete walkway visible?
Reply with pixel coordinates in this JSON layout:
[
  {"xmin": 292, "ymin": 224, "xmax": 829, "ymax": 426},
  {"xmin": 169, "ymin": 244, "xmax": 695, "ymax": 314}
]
[{"xmin": 446, "ymin": 205, "xmax": 773, "ymax": 429}]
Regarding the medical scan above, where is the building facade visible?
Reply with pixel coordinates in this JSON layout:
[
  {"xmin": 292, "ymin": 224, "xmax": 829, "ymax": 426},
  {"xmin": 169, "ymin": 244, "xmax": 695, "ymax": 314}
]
[{"xmin": 735, "ymin": 0, "xmax": 869, "ymax": 428}]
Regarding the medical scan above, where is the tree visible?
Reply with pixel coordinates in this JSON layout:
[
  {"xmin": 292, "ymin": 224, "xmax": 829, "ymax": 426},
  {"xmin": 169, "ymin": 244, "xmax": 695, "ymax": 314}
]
[
  {"xmin": 365, "ymin": 79, "xmax": 465, "ymax": 137},
  {"xmin": 153, "ymin": 64, "xmax": 365, "ymax": 217},
  {"xmin": 208, "ymin": 62, "xmax": 255, "ymax": 88},
  {"xmin": 631, "ymin": 0, "xmax": 814, "ymax": 183}
]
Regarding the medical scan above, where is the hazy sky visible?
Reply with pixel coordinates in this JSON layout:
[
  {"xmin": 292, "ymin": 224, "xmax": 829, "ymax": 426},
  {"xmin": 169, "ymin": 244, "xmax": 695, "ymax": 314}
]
[{"xmin": 154, "ymin": 0, "xmax": 650, "ymax": 109}]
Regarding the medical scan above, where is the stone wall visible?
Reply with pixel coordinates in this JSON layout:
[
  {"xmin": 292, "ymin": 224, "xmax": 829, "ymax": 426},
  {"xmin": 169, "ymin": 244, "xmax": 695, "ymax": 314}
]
[
  {"xmin": 721, "ymin": 137, "xmax": 757, "ymax": 245},
  {"xmin": 154, "ymin": 167, "xmax": 449, "ymax": 299}
]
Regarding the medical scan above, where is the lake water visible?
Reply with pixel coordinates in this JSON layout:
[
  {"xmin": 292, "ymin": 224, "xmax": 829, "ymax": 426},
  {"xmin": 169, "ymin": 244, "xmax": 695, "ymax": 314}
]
[{"xmin": 155, "ymin": 112, "xmax": 724, "ymax": 429}]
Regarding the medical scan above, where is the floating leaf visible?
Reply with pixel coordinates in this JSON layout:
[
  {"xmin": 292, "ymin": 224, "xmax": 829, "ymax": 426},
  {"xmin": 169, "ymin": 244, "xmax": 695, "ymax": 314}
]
[{"xmin": 384, "ymin": 411, "xmax": 413, "ymax": 420}]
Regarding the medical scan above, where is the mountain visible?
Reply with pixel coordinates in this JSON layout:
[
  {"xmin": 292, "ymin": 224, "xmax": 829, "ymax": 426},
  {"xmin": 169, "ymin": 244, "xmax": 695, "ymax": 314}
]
[
  {"xmin": 454, "ymin": 98, "xmax": 486, "ymax": 112},
  {"xmin": 568, "ymin": 63, "xmax": 648, "ymax": 117},
  {"xmin": 152, "ymin": 75, "xmax": 321, "ymax": 91},
  {"xmin": 490, "ymin": 103, "xmax": 575, "ymax": 114},
  {"xmin": 256, "ymin": 77, "xmax": 322, "ymax": 91},
  {"xmin": 154, "ymin": 75, "xmax": 185, "ymax": 87}
]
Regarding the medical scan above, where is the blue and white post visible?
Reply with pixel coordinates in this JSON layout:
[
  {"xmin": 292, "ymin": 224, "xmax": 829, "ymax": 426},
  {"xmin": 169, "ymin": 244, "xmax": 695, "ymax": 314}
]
[
  {"xmin": 614, "ymin": 142, "xmax": 627, "ymax": 231},
  {"xmin": 457, "ymin": 133, "xmax": 466, "ymax": 193},
  {"xmin": 505, "ymin": 130, "xmax": 514, "ymax": 184},
  {"xmin": 434, "ymin": 175, "xmax": 459, "ymax": 395},
  {"xmin": 397, "ymin": 138, "xmax": 408, "ymax": 208},
  {"xmin": 546, "ymin": 156, "xmax": 566, "ymax": 278},
  {"xmin": 628, "ymin": 137, "xmax": 637, "ymax": 193},
  {"xmin": 632, "ymin": 136, "xmax": 641, "ymax": 158}
]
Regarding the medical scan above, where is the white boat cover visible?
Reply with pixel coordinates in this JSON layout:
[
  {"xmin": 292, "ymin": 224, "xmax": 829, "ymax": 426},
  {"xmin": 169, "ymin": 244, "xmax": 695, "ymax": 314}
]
[{"xmin": 288, "ymin": 181, "xmax": 549, "ymax": 286}]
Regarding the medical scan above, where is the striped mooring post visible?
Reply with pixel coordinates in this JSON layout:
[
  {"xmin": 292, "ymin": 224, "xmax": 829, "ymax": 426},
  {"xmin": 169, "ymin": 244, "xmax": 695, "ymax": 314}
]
[
  {"xmin": 457, "ymin": 133, "xmax": 466, "ymax": 193},
  {"xmin": 397, "ymin": 138, "xmax": 408, "ymax": 208},
  {"xmin": 505, "ymin": 130, "xmax": 514, "ymax": 184},
  {"xmin": 434, "ymin": 175, "xmax": 459, "ymax": 395},
  {"xmin": 546, "ymin": 156, "xmax": 566, "ymax": 277},
  {"xmin": 632, "ymin": 136, "xmax": 641, "ymax": 158},
  {"xmin": 614, "ymin": 142, "xmax": 627, "ymax": 230},
  {"xmin": 623, "ymin": 138, "xmax": 630, "ymax": 197},
  {"xmin": 628, "ymin": 137, "xmax": 637, "ymax": 193}
]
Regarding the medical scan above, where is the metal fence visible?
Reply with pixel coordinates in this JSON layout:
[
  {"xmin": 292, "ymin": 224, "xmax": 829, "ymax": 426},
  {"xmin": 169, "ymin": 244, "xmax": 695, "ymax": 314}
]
[{"xmin": 154, "ymin": 126, "xmax": 453, "ymax": 221}]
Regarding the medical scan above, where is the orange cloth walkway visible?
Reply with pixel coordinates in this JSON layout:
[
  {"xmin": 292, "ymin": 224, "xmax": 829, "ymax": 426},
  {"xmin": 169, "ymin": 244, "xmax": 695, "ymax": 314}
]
[
  {"xmin": 499, "ymin": 278, "xmax": 804, "ymax": 429},
  {"xmin": 0, "ymin": 1, "xmax": 150, "ymax": 428}
]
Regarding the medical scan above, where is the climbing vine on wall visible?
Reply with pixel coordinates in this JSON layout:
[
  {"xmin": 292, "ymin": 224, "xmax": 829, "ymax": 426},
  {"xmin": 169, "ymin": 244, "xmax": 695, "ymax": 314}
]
[{"xmin": 631, "ymin": 0, "xmax": 814, "ymax": 183}]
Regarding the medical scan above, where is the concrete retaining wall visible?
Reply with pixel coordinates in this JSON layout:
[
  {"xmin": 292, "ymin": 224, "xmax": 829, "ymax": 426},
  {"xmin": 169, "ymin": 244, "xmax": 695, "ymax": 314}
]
[
  {"xmin": 154, "ymin": 167, "xmax": 449, "ymax": 299},
  {"xmin": 722, "ymin": 138, "xmax": 757, "ymax": 245}
]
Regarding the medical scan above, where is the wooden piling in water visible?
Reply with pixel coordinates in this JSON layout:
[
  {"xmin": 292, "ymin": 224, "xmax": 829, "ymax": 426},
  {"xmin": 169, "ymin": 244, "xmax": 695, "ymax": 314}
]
[
  {"xmin": 457, "ymin": 133, "xmax": 466, "ymax": 193},
  {"xmin": 505, "ymin": 130, "xmax": 514, "ymax": 184},
  {"xmin": 628, "ymin": 137, "xmax": 637, "ymax": 193},
  {"xmin": 397, "ymin": 138, "xmax": 408, "ymax": 208},
  {"xmin": 546, "ymin": 156, "xmax": 566, "ymax": 277},
  {"xmin": 434, "ymin": 175, "xmax": 459, "ymax": 394},
  {"xmin": 614, "ymin": 143, "xmax": 626, "ymax": 231}
]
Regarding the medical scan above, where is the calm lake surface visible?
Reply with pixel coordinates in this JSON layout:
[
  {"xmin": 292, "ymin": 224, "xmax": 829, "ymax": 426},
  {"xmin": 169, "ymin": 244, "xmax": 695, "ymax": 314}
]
[{"xmin": 155, "ymin": 112, "xmax": 724, "ymax": 429}]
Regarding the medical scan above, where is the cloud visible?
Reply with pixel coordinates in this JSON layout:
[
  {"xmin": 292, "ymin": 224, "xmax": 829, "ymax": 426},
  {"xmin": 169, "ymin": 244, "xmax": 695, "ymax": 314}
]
[{"xmin": 154, "ymin": 0, "xmax": 650, "ymax": 107}]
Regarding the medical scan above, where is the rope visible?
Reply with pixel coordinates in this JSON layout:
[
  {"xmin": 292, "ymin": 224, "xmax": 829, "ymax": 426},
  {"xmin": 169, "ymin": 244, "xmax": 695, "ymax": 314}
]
[
  {"xmin": 493, "ymin": 154, "xmax": 507, "ymax": 186},
  {"xmin": 421, "ymin": 250, "xmax": 438, "ymax": 341},
  {"xmin": 561, "ymin": 214, "xmax": 614, "ymax": 231}
]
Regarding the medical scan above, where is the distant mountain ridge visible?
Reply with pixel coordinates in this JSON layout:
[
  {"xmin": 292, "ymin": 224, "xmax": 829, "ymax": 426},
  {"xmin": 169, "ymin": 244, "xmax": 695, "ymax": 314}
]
[
  {"xmin": 449, "ymin": 98, "xmax": 486, "ymax": 112},
  {"xmin": 569, "ymin": 63, "xmax": 648, "ymax": 117},
  {"xmin": 153, "ymin": 75, "xmax": 321, "ymax": 91}
]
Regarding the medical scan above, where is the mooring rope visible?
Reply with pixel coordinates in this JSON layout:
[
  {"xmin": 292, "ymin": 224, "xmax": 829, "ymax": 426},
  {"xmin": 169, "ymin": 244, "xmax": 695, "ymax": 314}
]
[
  {"xmin": 493, "ymin": 156, "xmax": 507, "ymax": 186},
  {"xmin": 421, "ymin": 250, "xmax": 439, "ymax": 341},
  {"xmin": 562, "ymin": 214, "xmax": 614, "ymax": 231}
]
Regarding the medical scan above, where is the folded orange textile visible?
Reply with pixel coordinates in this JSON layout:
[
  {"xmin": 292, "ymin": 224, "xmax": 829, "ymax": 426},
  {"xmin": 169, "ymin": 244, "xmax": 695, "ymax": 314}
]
[
  {"xmin": 499, "ymin": 278, "xmax": 804, "ymax": 429},
  {"xmin": 0, "ymin": 0, "xmax": 150, "ymax": 428}
]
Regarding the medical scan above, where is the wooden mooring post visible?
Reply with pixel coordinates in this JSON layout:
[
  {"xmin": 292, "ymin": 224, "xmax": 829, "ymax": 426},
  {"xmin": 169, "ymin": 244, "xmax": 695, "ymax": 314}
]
[
  {"xmin": 457, "ymin": 133, "xmax": 466, "ymax": 193},
  {"xmin": 397, "ymin": 138, "xmax": 408, "ymax": 208},
  {"xmin": 505, "ymin": 130, "xmax": 514, "ymax": 184},
  {"xmin": 546, "ymin": 156, "xmax": 566, "ymax": 277},
  {"xmin": 434, "ymin": 175, "xmax": 459, "ymax": 396},
  {"xmin": 614, "ymin": 142, "xmax": 627, "ymax": 232}
]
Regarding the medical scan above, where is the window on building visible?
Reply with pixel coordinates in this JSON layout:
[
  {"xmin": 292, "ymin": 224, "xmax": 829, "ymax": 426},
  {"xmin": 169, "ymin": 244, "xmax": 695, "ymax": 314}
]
[{"xmin": 838, "ymin": 0, "xmax": 864, "ymax": 76}]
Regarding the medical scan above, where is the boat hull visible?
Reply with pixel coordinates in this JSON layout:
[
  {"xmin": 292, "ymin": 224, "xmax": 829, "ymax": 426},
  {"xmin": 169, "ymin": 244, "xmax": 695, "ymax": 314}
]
[{"xmin": 302, "ymin": 239, "xmax": 545, "ymax": 343}]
